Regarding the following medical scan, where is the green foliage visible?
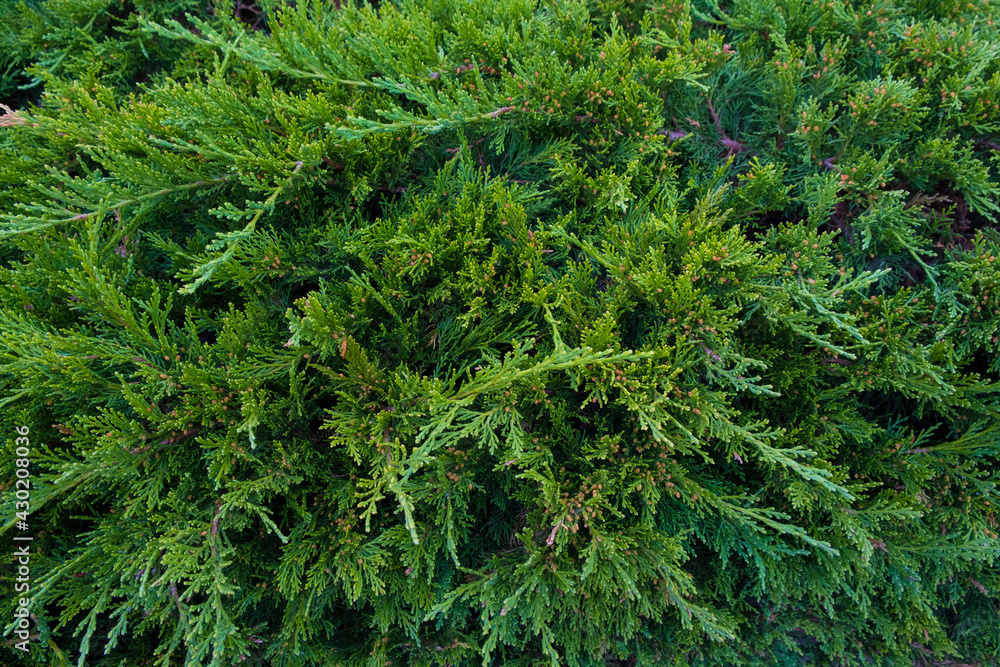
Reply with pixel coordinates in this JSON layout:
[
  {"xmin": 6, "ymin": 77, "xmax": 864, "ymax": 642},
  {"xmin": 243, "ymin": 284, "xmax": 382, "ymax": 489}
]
[{"xmin": 1, "ymin": 0, "xmax": 999, "ymax": 665}]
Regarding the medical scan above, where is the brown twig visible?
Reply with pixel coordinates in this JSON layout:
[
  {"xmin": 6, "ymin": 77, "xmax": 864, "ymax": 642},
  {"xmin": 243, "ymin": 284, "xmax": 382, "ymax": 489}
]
[{"xmin": 706, "ymin": 97, "xmax": 747, "ymax": 156}]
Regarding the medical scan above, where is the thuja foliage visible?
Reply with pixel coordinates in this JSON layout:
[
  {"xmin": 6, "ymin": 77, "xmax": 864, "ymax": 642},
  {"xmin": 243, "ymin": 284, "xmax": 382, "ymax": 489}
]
[{"xmin": 1, "ymin": 0, "xmax": 1000, "ymax": 664}]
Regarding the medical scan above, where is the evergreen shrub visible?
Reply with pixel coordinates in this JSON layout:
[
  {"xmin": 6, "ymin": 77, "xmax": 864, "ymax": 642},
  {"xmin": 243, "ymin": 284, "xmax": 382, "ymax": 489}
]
[{"xmin": 1, "ymin": 0, "xmax": 999, "ymax": 664}]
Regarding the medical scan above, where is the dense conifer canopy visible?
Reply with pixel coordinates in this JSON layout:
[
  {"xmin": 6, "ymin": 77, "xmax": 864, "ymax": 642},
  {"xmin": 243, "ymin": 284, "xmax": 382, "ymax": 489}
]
[{"xmin": 1, "ymin": 0, "xmax": 999, "ymax": 665}]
